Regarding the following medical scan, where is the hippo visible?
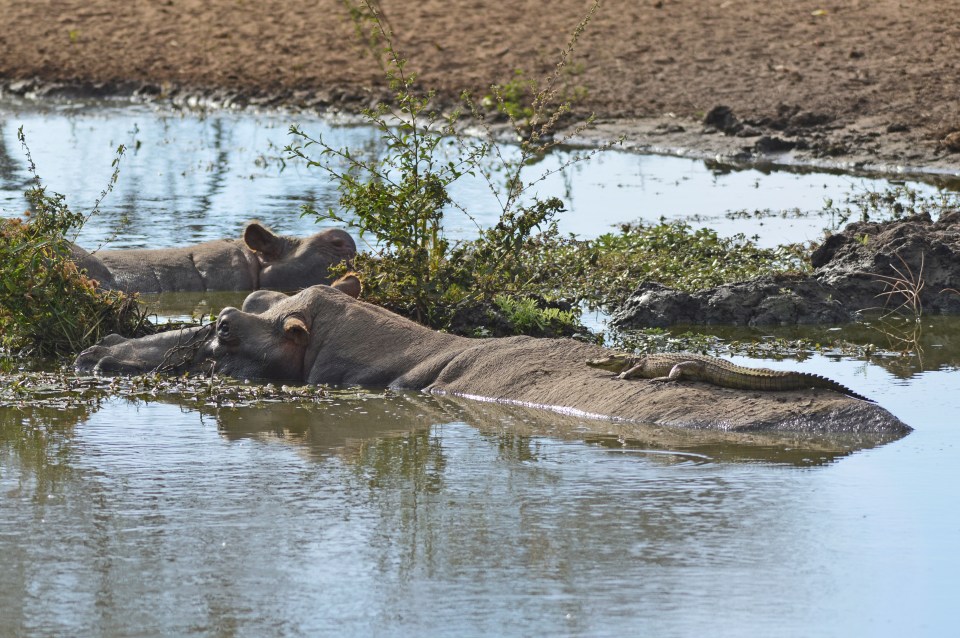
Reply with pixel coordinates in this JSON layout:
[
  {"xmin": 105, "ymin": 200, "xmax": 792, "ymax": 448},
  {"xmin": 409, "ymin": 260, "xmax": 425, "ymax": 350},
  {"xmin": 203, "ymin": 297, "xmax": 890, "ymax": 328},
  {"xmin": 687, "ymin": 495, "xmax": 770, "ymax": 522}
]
[
  {"xmin": 75, "ymin": 277, "xmax": 911, "ymax": 436},
  {"xmin": 70, "ymin": 221, "xmax": 356, "ymax": 293}
]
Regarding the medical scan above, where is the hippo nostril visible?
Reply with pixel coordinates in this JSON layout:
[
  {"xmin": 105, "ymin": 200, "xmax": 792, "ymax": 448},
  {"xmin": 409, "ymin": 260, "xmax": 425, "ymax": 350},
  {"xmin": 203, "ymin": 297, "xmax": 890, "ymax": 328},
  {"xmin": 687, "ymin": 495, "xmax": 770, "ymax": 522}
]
[{"xmin": 217, "ymin": 320, "xmax": 230, "ymax": 338}]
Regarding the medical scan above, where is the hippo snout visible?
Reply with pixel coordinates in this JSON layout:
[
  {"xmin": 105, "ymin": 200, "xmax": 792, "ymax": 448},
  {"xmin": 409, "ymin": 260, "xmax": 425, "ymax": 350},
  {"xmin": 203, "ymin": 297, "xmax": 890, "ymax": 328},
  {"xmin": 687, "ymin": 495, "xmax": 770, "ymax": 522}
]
[
  {"xmin": 75, "ymin": 346, "xmax": 137, "ymax": 375},
  {"xmin": 75, "ymin": 345, "xmax": 106, "ymax": 373},
  {"xmin": 75, "ymin": 333, "xmax": 133, "ymax": 374},
  {"xmin": 74, "ymin": 324, "xmax": 217, "ymax": 376}
]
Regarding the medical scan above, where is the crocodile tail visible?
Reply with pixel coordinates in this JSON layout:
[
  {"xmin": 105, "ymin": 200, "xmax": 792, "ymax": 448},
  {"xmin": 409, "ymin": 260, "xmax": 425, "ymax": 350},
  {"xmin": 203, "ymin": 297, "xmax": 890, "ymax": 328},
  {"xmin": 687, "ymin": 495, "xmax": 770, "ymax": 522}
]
[
  {"xmin": 726, "ymin": 370, "xmax": 873, "ymax": 402},
  {"xmin": 797, "ymin": 372, "xmax": 874, "ymax": 403}
]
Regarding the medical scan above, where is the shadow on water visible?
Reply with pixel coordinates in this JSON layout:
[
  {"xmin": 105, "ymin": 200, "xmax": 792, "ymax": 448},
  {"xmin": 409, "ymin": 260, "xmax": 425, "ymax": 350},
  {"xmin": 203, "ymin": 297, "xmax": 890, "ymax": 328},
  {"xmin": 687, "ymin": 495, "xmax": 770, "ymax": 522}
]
[{"xmin": 702, "ymin": 157, "xmax": 960, "ymax": 191}]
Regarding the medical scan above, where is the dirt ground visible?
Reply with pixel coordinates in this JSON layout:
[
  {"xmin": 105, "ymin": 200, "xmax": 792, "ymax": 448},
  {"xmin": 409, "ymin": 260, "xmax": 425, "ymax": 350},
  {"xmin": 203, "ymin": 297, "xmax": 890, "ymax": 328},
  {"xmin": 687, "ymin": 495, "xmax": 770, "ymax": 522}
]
[{"xmin": 1, "ymin": 0, "xmax": 959, "ymax": 178}]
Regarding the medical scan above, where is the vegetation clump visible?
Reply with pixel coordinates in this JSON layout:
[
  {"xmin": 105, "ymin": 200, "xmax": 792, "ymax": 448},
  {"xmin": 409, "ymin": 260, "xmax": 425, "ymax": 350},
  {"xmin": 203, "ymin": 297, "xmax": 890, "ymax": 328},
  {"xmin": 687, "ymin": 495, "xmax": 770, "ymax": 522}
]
[
  {"xmin": 0, "ymin": 369, "xmax": 368, "ymax": 411},
  {"xmin": 0, "ymin": 130, "xmax": 148, "ymax": 358},
  {"xmin": 513, "ymin": 220, "xmax": 811, "ymax": 313},
  {"xmin": 287, "ymin": 0, "xmax": 815, "ymax": 338}
]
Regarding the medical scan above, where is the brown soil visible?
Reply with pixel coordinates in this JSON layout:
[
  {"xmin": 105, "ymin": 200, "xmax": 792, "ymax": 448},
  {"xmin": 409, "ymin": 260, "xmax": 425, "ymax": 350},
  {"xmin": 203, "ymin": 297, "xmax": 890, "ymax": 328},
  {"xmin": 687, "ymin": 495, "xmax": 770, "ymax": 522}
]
[{"xmin": 2, "ymin": 1, "xmax": 959, "ymax": 177}]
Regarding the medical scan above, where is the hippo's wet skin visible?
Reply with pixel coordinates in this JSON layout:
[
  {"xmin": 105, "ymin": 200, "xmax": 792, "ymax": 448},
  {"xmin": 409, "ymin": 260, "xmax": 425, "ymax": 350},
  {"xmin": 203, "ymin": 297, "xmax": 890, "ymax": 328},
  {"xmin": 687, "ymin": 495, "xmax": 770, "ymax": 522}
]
[
  {"xmin": 70, "ymin": 221, "xmax": 356, "ymax": 293},
  {"xmin": 76, "ymin": 276, "xmax": 911, "ymax": 436}
]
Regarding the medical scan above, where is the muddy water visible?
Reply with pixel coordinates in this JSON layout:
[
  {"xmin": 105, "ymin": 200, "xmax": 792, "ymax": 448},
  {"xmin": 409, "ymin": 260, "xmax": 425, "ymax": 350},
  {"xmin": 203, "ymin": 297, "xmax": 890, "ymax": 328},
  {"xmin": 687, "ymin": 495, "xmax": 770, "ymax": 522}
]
[{"xmin": 1, "ymin": 99, "xmax": 959, "ymax": 636}]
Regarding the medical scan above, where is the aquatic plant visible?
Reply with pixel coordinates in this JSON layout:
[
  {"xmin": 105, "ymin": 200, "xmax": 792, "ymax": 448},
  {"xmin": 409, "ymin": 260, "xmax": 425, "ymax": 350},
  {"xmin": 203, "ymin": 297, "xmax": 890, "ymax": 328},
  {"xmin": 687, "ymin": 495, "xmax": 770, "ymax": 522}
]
[
  {"xmin": 524, "ymin": 221, "xmax": 810, "ymax": 312},
  {"xmin": 822, "ymin": 184, "xmax": 960, "ymax": 228},
  {"xmin": 0, "ymin": 129, "xmax": 149, "ymax": 357},
  {"xmin": 857, "ymin": 251, "xmax": 927, "ymax": 358},
  {"xmin": 0, "ymin": 369, "xmax": 352, "ymax": 411},
  {"xmin": 871, "ymin": 252, "xmax": 925, "ymax": 322}
]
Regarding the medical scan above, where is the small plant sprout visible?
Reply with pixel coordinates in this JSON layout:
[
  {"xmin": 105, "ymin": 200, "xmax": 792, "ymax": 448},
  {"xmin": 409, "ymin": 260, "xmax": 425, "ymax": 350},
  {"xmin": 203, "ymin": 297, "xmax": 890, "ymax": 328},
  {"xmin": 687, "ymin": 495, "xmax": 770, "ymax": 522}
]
[{"xmin": 871, "ymin": 252, "xmax": 925, "ymax": 323}]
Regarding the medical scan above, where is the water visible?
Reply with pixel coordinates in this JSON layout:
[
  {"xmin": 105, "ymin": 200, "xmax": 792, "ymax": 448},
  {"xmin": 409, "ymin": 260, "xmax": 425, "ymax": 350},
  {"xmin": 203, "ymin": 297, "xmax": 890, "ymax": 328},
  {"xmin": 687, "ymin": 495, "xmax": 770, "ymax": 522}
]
[
  {"xmin": 1, "ymin": 356, "xmax": 957, "ymax": 636},
  {"xmin": 2, "ymin": 98, "xmax": 960, "ymax": 636},
  {"xmin": 0, "ymin": 97, "xmax": 950, "ymax": 251}
]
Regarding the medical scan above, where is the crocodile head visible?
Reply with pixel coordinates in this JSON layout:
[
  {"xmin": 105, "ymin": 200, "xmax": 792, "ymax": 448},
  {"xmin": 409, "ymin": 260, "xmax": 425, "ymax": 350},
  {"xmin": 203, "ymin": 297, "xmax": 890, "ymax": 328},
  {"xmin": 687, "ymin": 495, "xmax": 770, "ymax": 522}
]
[{"xmin": 586, "ymin": 353, "xmax": 633, "ymax": 372}]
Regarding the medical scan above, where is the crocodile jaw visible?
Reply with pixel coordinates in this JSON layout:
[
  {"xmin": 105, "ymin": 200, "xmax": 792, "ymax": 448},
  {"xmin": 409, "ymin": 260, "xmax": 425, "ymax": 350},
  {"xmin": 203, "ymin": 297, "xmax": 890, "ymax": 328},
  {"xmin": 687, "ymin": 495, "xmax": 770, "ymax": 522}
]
[{"xmin": 586, "ymin": 356, "xmax": 630, "ymax": 372}]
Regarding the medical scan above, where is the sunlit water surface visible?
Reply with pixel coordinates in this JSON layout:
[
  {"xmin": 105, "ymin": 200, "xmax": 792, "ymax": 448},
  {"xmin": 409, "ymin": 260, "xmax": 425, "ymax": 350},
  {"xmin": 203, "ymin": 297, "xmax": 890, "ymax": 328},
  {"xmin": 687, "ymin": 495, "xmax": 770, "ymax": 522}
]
[
  {"xmin": 0, "ymin": 97, "xmax": 950, "ymax": 250},
  {"xmin": 1, "ymin": 98, "xmax": 959, "ymax": 637}
]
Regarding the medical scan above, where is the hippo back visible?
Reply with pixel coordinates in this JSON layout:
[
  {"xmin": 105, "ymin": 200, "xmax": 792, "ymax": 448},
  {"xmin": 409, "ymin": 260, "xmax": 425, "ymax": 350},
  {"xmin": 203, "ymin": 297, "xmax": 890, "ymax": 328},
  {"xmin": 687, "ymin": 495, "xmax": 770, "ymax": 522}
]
[{"xmin": 98, "ymin": 240, "xmax": 256, "ymax": 292}]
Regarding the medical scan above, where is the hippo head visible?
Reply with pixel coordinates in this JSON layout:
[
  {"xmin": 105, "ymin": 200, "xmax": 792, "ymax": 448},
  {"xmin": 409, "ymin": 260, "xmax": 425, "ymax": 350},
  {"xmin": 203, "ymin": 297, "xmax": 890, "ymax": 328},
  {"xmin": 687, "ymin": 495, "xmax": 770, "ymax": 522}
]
[
  {"xmin": 209, "ymin": 274, "xmax": 362, "ymax": 381},
  {"xmin": 76, "ymin": 274, "xmax": 361, "ymax": 379},
  {"xmin": 243, "ymin": 222, "xmax": 357, "ymax": 291}
]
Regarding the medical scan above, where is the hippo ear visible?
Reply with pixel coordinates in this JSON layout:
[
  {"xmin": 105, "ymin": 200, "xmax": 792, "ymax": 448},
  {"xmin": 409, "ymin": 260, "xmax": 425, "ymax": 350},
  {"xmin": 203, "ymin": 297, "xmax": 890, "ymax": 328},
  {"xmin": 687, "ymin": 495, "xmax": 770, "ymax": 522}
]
[
  {"xmin": 283, "ymin": 315, "xmax": 310, "ymax": 346},
  {"xmin": 244, "ymin": 222, "xmax": 285, "ymax": 261},
  {"xmin": 331, "ymin": 272, "xmax": 362, "ymax": 298}
]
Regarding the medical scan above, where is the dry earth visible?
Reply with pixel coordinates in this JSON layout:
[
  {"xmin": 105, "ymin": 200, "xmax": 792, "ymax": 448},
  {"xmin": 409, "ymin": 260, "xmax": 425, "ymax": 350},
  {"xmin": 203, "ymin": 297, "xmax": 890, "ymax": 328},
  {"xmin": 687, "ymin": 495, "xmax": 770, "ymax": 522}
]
[{"xmin": 2, "ymin": 0, "xmax": 959, "ymax": 177}]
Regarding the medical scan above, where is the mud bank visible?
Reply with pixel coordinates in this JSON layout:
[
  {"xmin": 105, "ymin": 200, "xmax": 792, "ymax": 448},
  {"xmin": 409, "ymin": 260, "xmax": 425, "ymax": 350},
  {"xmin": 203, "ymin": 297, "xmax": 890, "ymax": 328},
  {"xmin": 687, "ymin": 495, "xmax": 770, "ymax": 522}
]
[{"xmin": 2, "ymin": 1, "xmax": 959, "ymax": 180}]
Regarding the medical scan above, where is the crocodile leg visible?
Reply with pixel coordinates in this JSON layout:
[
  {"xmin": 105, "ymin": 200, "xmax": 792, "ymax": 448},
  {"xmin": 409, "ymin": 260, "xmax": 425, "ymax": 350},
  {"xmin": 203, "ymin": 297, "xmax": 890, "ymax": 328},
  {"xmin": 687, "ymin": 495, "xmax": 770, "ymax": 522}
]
[
  {"xmin": 618, "ymin": 359, "xmax": 704, "ymax": 381},
  {"xmin": 651, "ymin": 360, "xmax": 702, "ymax": 382},
  {"xmin": 616, "ymin": 363, "xmax": 644, "ymax": 380}
]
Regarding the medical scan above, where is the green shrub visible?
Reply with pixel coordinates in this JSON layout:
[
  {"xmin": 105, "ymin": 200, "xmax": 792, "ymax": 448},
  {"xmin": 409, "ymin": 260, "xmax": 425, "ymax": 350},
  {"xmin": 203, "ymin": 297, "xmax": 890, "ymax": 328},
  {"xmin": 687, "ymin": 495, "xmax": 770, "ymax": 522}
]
[
  {"xmin": 0, "ymin": 130, "xmax": 148, "ymax": 357},
  {"xmin": 483, "ymin": 69, "xmax": 535, "ymax": 124},
  {"xmin": 491, "ymin": 295, "xmax": 578, "ymax": 337},
  {"xmin": 287, "ymin": 0, "xmax": 607, "ymax": 334}
]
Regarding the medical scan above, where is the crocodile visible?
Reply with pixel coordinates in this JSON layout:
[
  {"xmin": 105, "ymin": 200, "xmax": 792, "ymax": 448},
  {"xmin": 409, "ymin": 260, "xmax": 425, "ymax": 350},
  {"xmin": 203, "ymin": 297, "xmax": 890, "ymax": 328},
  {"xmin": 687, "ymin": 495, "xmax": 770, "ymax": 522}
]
[{"xmin": 586, "ymin": 352, "xmax": 873, "ymax": 402}]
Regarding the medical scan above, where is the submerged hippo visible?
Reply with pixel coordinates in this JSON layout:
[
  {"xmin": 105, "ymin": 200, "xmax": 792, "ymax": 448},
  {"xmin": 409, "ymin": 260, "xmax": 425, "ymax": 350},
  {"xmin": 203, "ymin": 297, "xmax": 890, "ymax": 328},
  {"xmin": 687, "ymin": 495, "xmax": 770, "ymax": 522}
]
[
  {"xmin": 70, "ymin": 221, "xmax": 356, "ymax": 293},
  {"xmin": 75, "ymin": 277, "xmax": 910, "ymax": 436}
]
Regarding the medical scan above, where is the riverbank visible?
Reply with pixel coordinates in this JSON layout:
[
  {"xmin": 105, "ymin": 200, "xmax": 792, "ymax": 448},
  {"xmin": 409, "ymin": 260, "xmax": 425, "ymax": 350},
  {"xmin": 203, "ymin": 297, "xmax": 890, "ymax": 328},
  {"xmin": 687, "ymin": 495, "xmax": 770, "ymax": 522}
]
[{"xmin": 2, "ymin": 1, "xmax": 959, "ymax": 179}]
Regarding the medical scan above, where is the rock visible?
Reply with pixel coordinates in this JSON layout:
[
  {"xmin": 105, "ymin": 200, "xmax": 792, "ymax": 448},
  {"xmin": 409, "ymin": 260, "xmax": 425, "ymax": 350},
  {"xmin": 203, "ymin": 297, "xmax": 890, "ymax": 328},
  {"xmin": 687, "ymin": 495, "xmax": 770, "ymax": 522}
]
[
  {"xmin": 941, "ymin": 131, "xmax": 960, "ymax": 153},
  {"xmin": 703, "ymin": 105, "xmax": 742, "ymax": 135},
  {"xmin": 614, "ymin": 212, "xmax": 960, "ymax": 327}
]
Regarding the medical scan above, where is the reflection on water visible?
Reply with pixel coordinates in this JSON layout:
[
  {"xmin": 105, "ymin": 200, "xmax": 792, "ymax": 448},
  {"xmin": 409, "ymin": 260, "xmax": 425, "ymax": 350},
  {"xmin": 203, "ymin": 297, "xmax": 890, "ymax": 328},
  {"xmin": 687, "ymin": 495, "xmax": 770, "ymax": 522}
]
[
  {"xmin": 0, "ymin": 96, "xmax": 945, "ymax": 250},
  {"xmin": 1, "ymin": 377, "xmax": 952, "ymax": 636},
  {"xmin": 212, "ymin": 393, "xmax": 901, "ymax": 467},
  {"xmin": 138, "ymin": 290, "xmax": 251, "ymax": 324},
  {"xmin": 670, "ymin": 314, "xmax": 960, "ymax": 380}
]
